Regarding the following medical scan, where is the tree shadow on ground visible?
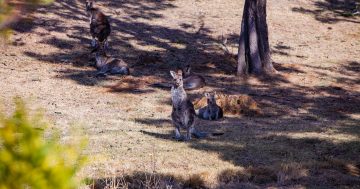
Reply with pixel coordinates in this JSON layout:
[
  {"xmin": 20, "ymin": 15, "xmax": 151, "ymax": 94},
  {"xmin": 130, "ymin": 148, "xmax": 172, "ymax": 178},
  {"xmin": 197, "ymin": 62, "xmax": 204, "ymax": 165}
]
[
  {"xmin": 136, "ymin": 58, "xmax": 360, "ymax": 187},
  {"xmin": 139, "ymin": 116, "xmax": 360, "ymax": 188},
  {"xmin": 8, "ymin": 1, "xmax": 360, "ymax": 187},
  {"xmin": 15, "ymin": 0, "xmax": 238, "ymax": 94},
  {"xmin": 292, "ymin": 0, "xmax": 360, "ymax": 24}
]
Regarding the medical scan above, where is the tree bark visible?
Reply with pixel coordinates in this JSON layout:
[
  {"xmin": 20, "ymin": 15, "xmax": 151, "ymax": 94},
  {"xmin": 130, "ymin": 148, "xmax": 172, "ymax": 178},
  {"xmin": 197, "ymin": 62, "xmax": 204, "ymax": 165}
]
[
  {"xmin": 237, "ymin": 0, "xmax": 276, "ymax": 76},
  {"xmin": 237, "ymin": 0, "xmax": 249, "ymax": 75}
]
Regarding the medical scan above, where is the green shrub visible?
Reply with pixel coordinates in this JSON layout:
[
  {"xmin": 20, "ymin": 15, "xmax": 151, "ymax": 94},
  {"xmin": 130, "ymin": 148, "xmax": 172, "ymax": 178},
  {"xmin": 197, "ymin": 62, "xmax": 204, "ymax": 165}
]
[{"xmin": 0, "ymin": 98, "xmax": 86, "ymax": 189}]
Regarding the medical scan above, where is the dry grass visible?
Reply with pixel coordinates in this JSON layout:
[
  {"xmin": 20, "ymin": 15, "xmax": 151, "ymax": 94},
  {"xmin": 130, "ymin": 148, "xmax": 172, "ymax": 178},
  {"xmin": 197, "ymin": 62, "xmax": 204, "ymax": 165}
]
[
  {"xmin": 106, "ymin": 76, "xmax": 158, "ymax": 93},
  {"xmin": 1, "ymin": 0, "xmax": 359, "ymax": 188},
  {"xmin": 276, "ymin": 163, "xmax": 308, "ymax": 185},
  {"xmin": 193, "ymin": 93, "xmax": 261, "ymax": 116}
]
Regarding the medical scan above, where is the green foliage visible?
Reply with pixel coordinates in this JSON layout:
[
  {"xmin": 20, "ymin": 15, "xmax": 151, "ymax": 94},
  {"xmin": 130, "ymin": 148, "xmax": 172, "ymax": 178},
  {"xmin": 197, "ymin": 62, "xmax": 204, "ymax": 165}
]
[{"xmin": 0, "ymin": 98, "xmax": 86, "ymax": 189}]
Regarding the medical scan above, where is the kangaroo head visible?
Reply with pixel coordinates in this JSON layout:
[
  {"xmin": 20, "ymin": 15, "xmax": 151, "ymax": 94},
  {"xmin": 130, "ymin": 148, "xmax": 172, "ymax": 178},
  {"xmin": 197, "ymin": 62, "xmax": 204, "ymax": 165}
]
[
  {"xmin": 205, "ymin": 92, "xmax": 217, "ymax": 106},
  {"xmin": 85, "ymin": 0, "xmax": 95, "ymax": 12},
  {"xmin": 170, "ymin": 70, "xmax": 184, "ymax": 88},
  {"xmin": 182, "ymin": 65, "xmax": 191, "ymax": 77}
]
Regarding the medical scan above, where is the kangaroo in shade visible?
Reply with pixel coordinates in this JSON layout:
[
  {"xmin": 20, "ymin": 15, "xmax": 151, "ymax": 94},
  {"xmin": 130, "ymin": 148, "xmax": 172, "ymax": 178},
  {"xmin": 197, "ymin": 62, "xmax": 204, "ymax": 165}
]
[
  {"xmin": 182, "ymin": 65, "xmax": 206, "ymax": 90},
  {"xmin": 198, "ymin": 92, "xmax": 223, "ymax": 120},
  {"xmin": 170, "ymin": 70, "xmax": 207, "ymax": 141},
  {"xmin": 85, "ymin": 0, "xmax": 111, "ymax": 48},
  {"xmin": 92, "ymin": 45, "xmax": 130, "ymax": 76},
  {"xmin": 152, "ymin": 65, "xmax": 206, "ymax": 90}
]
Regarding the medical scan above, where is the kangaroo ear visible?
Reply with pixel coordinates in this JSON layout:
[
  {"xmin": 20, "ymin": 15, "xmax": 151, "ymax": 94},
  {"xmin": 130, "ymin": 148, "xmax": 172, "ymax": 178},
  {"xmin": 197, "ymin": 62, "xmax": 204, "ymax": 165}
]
[
  {"xmin": 177, "ymin": 69, "xmax": 183, "ymax": 75},
  {"xmin": 185, "ymin": 65, "xmax": 191, "ymax": 73},
  {"xmin": 170, "ymin": 71, "xmax": 177, "ymax": 79}
]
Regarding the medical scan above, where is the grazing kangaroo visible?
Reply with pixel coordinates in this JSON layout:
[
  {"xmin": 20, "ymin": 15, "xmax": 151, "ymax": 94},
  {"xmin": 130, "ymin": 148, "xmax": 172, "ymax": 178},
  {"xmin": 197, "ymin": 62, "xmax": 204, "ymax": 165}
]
[
  {"xmin": 85, "ymin": 0, "xmax": 111, "ymax": 48},
  {"xmin": 198, "ymin": 92, "xmax": 223, "ymax": 120},
  {"xmin": 182, "ymin": 65, "xmax": 206, "ymax": 90},
  {"xmin": 170, "ymin": 70, "xmax": 207, "ymax": 141},
  {"xmin": 92, "ymin": 45, "xmax": 130, "ymax": 76}
]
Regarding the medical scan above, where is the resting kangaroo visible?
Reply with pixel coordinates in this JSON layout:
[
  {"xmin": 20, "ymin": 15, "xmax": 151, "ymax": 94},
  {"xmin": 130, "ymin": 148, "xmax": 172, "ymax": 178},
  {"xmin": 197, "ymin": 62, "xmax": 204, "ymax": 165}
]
[
  {"xmin": 92, "ymin": 45, "xmax": 130, "ymax": 76},
  {"xmin": 85, "ymin": 0, "xmax": 111, "ymax": 48},
  {"xmin": 198, "ymin": 92, "xmax": 223, "ymax": 120},
  {"xmin": 152, "ymin": 65, "xmax": 206, "ymax": 90},
  {"xmin": 182, "ymin": 65, "xmax": 206, "ymax": 90},
  {"xmin": 170, "ymin": 70, "xmax": 206, "ymax": 141}
]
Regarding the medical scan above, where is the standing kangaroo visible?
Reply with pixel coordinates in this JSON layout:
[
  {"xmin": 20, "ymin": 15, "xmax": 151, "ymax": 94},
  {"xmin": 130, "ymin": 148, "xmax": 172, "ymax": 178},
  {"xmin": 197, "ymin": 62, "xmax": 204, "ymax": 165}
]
[
  {"xmin": 198, "ymin": 92, "xmax": 223, "ymax": 120},
  {"xmin": 92, "ymin": 45, "xmax": 130, "ymax": 76},
  {"xmin": 85, "ymin": 0, "xmax": 111, "ymax": 48},
  {"xmin": 170, "ymin": 70, "xmax": 206, "ymax": 141},
  {"xmin": 182, "ymin": 65, "xmax": 206, "ymax": 90}
]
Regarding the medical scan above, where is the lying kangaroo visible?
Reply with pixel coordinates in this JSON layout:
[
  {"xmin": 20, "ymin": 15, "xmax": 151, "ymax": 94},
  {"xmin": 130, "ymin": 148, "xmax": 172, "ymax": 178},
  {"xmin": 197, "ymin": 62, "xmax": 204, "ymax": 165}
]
[
  {"xmin": 182, "ymin": 65, "xmax": 206, "ymax": 90},
  {"xmin": 152, "ymin": 65, "xmax": 206, "ymax": 90},
  {"xmin": 170, "ymin": 70, "xmax": 207, "ymax": 141},
  {"xmin": 85, "ymin": 0, "xmax": 111, "ymax": 48},
  {"xmin": 198, "ymin": 92, "xmax": 223, "ymax": 120},
  {"xmin": 92, "ymin": 45, "xmax": 130, "ymax": 76}
]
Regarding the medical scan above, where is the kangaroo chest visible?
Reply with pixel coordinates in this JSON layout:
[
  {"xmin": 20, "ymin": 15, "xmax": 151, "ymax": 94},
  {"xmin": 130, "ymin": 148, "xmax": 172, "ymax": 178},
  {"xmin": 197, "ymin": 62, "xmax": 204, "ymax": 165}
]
[{"xmin": 171, "ymin": 87, "xmax": 187, "ymax": 109}]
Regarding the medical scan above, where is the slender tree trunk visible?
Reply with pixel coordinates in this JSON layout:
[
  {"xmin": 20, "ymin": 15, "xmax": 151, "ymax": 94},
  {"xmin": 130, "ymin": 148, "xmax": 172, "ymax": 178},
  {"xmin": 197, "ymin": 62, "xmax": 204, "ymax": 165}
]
[
  {"xmin": 237, "ymin": 0, "xmax": 249, "ymax": 75},
  {"xmin": 248, "ymin": 0, "xmax": 262, "ymax": 73},
  {"xmin": 237, "ymin": 0, "xmax": 276, "ymax": 76}
]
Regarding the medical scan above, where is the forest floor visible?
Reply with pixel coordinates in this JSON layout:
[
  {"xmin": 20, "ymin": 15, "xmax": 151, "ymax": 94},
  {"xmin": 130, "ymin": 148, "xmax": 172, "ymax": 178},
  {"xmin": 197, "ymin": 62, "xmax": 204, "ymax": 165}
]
[{"xmin": 0, "ymin": 0, "xmax": 359, "ymax": 188}]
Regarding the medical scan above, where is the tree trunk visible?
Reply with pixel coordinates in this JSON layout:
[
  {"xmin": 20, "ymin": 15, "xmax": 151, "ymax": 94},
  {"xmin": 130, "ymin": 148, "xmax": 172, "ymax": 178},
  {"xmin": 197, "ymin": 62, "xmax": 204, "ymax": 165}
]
[{"xmin": 237, "ymin": 0, "xmax": 276, "ymax": 76}]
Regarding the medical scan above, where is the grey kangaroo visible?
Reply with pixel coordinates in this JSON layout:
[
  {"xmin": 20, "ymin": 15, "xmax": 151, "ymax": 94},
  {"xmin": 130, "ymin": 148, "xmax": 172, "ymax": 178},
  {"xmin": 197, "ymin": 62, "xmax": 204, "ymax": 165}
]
[
  {"xmin": 198, "ymin": 92, "xmax": 223, "ymax": 120},
  {"xmin": 182, "ymin": 65, "xmax": 206, "ymax": 90},
  {"xmin": 92, "ymin": 45, "xmax": 130, "ymax": 76},
  {"xmin": 170, "ymin": 70, "xmax": 206, "ymax": 141},
  {"xmin": 85, "ymin": 0, "xmax": 111, "ymax": 48},
  {"xmin": 152, "ymin": 65, "xmax": 206, "ymax": 90}
]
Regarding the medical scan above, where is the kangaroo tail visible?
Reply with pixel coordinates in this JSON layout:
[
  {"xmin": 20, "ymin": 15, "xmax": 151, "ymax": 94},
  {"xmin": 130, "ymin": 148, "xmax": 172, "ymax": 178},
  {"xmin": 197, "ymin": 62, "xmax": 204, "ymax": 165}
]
[
  {"xmin": 151, "ymin": 83, "xmax": 172, "ymax": 88},
  {"xmin": 192, "ymin": 131, "xmax": 225, "ymax": 139},
  {"xmin": 192, "ymin": 131, "xmax": 208, "ymax": 139},
  {"xmin": 211, "ymin": 132, "xmax": 225, "ymax": 136}
]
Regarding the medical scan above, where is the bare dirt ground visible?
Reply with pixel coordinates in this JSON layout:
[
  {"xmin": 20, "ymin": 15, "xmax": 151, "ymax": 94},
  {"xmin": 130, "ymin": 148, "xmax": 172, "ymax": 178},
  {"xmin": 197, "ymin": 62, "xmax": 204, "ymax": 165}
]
[{"xmin": 0, "ymin": 0, "xmax": 359, "ymax": 188}]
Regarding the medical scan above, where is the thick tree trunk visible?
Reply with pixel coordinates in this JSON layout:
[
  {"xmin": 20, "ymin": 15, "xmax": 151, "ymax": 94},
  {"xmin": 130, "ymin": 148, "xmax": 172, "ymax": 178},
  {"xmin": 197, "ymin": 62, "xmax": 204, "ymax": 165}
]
[{"xmin": 237, "ymin": 0, "xmax": 276, "ymax": 76}]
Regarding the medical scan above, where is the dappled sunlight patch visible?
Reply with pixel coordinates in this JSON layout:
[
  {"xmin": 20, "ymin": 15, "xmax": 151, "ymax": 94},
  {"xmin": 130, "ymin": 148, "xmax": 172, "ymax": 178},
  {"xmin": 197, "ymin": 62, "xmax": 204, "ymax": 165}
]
[
  {"xmin": 263, "ymin": 131, "xmax": 359, "ymax": 144},
  {"xmin": 218, "ymin": 166, "xmax": 277, "ymax": 185},
  {"xmin": 1, "ymin": 0, "xmax": 359, "ymax": 188}
]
